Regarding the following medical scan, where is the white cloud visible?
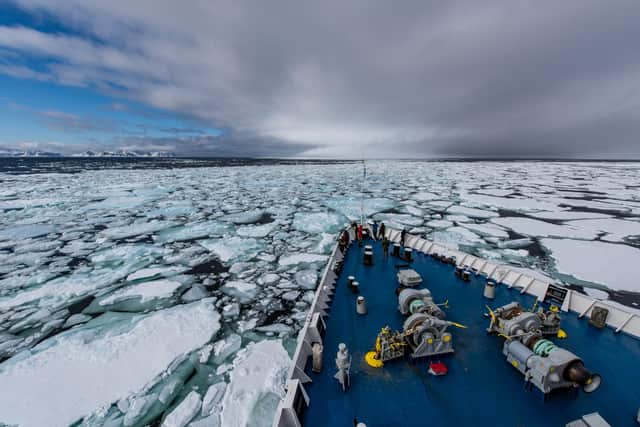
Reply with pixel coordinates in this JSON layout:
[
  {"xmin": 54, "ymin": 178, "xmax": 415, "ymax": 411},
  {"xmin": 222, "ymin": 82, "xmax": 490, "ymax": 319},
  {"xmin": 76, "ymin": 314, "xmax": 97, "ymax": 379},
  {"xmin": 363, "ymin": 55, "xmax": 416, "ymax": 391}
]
[{"xmin": 1, "ymin": 0, "xmax": 639, "ymax": 157}]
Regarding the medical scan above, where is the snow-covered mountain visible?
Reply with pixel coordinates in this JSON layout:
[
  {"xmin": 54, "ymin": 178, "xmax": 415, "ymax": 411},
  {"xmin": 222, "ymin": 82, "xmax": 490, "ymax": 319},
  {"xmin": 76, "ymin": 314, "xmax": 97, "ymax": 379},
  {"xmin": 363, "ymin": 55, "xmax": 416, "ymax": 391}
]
[
  {"xmin": 70, "ymin": 150, "xmax": 176, "ymax": 158},
  {"xmin": 0, "ymin": 149, "xmax": 175, "ymax": 158},
  {"xmin": 0, "ymin": 149, "xmax": 64, "ymax": 157}
]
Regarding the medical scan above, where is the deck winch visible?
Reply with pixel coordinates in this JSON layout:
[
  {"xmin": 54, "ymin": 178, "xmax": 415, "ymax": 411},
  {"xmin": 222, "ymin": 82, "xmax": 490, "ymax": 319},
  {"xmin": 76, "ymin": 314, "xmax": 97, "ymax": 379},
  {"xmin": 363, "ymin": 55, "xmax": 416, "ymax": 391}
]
[
  {"xmin": 366, "ymin": 288, "xmax": 465, "ymax": 366},
  {"xmin": 401, "ymin": 312, "xmax": 456, "ymax": 359},
  {"xmin": 398, "ymin": 288, "xmax": 445, "ymax": 319},
  {"xmin": 396, "ymin": 268, "xmax": 423, "ymax": 288},
  {"xmin": 486, "ymin": 301, "xmax": 601, "ymax": 395}
]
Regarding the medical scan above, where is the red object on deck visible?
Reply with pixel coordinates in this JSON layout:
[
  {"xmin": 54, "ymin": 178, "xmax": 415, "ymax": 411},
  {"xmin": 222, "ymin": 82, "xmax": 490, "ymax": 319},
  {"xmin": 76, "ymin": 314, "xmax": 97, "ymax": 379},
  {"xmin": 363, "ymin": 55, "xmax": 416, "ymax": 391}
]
[{"xmin": 428, "ymin": 361, "xmax": 448, "ymax": 376}]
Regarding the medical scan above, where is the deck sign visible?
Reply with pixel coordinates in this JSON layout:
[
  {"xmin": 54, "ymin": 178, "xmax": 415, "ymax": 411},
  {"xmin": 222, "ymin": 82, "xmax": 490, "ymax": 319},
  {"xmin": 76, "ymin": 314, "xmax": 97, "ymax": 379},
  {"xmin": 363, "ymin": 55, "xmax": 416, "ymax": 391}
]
[{"xmin": 544, "ymin": 284, "xmax": 568, "ymax": 305}]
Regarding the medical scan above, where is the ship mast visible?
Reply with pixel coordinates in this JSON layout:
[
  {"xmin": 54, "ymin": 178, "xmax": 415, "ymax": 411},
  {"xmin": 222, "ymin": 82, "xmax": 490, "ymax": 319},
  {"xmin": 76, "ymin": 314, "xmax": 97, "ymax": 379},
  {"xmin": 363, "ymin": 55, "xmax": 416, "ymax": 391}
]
[{"xmin": 360, "ymin": 159, "xmax": 366, "ymax": 225}]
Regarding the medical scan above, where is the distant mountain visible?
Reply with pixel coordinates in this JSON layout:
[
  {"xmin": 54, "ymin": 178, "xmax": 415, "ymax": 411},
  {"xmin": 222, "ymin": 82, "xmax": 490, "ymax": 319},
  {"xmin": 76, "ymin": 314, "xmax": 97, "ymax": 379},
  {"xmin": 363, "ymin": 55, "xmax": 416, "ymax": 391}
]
[
  {"xmin": 0, "ymin": 149, "xmax": 64, "ymax": 157},
  {"xmin": 0, "ymin": 149, "xmax": 176, "ymax": 158},
  {"xmin": 70, "ymin": 150, "xmax": 176, "ymax": 158}
]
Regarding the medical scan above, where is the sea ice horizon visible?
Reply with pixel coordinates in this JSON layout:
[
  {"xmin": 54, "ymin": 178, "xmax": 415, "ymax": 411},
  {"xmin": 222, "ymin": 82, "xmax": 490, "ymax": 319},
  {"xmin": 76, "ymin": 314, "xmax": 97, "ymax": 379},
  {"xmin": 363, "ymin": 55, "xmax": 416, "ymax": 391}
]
[{"xmin": 0, "ymin": 159, "xmax": 639, "ymax": 426}]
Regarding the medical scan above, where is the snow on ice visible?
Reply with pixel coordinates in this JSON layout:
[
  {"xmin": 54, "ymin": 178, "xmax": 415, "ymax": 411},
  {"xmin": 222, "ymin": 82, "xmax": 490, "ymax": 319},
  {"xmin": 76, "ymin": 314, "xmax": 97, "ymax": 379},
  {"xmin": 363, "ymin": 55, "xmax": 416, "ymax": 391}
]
[
  {"xmin": 0, "ymin": 300, "xmax": 220, "ymax": 427},
  {"xmin": 220, "ymin": 340, "xmax": 290, "ymax": 427},
  {"xmin": 1, "ymin": 160, "xmax": 639, "ymax": 425}
]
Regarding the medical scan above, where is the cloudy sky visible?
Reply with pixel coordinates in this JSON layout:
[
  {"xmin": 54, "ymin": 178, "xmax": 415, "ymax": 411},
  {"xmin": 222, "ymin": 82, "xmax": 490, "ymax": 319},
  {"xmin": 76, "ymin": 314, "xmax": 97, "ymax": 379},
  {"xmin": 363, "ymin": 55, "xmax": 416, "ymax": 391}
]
[{"xmin": 1, "ymin": 0, "xmax": 639, "ymax": 158}]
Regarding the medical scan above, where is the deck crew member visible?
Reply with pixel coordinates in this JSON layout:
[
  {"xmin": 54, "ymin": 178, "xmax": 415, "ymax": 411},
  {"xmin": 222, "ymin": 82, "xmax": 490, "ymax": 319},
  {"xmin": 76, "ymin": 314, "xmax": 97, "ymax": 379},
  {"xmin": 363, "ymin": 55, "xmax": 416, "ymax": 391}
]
[
  {"xmin": 339, "ymin": 229, "xmax": 350, "ymax": 251},
  {"xmin": 382, "ymin": 236, "xmax": 390, "ymax": 258},
  {"xmin": 371, "ymin": 220, "xmax": 378, "ymax": 240},
  {"xmin": 377, "ymin": 222, "xmax": 386, "ymax": 240},
  {"xmin": 401, "ymin": 228, "xmax": 407, "ymax": 246}
]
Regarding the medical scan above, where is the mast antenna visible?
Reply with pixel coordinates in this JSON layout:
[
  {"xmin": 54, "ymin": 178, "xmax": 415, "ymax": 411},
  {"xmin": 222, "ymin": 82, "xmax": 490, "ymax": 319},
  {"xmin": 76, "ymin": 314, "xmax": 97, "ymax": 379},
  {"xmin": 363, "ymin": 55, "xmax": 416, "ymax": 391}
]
[{"xmin": 360, "ymin": 160, "xmax": 366, "ymax": 225}]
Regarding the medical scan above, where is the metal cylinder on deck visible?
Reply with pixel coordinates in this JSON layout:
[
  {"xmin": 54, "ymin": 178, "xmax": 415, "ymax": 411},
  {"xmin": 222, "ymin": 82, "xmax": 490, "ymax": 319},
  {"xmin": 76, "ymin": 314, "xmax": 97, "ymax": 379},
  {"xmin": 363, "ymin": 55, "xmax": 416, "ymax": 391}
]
[
  {"xmin": 483, "ymin": 280, "xmax": 496, "ymax": 299},
  {"xmin": 461, "ymin": 270, "xmax": 471, "ymax": 281},
  {"xmin": 404, "ymin": 247, "xmax": 413, "ymax": 262},
  {"xmin": 350, "ymin": 280, "xmax": 360, "ymax": 294},
  {"xmin": 312, "ymin": 343, "xmax": 323, "ymax": 373},
  {"xmin": 506, "ymin": 340, "xmax": 534, "ymax": 365},
  {"xmin": 356, "ymin": 296, "xmax": 367, "ymax": 315},
  {"xmin": 392, "ymin": 243, "xmax": 401, "ymax": 257},
  {"xmin": 348, "ymin": 276, "xmax": 355, "ymax": 287},
  {"xmin": 363, "ymin": 245, "xmax": 373, "ymax": 265}
]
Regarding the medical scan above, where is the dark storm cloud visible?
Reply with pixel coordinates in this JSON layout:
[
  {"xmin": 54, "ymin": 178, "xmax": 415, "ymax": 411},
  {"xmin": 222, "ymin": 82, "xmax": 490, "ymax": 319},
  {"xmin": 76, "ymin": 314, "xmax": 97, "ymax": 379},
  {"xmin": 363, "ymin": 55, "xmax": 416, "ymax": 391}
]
[
  {"xmin": 112, "ymin": 133, "xmax": 318, "ymax": 158},
  {"xmin": 1, "ymin": 0, "xmax": 640, "ymax": 157}
]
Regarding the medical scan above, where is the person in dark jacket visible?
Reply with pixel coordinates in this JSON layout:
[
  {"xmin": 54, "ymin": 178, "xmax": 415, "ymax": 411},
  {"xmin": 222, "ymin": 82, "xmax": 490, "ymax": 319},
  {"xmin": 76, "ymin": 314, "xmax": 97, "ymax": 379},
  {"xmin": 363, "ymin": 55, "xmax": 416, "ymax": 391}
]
[
  {"xmin": 339, "ymin": 229, "xmax": 350, "ymax": 252},
  {"xmin": 378, "ymin": 222, "xmax": 386, "ymax": 240},
  {"xmin": 401, "ymin": 228, "xmax": 407, "ymax": 246},
  {"xmin": 371, "ymin": 220, "xmax": 378, "ymax": 240}
]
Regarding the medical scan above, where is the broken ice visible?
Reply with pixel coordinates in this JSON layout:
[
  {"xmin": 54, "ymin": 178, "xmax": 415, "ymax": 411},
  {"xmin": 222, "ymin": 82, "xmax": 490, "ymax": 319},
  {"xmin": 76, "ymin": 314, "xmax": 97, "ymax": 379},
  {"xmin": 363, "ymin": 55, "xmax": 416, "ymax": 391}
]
[{"xmin": 1, "ymin": 160, "xmax": 639, "ymax": 426}]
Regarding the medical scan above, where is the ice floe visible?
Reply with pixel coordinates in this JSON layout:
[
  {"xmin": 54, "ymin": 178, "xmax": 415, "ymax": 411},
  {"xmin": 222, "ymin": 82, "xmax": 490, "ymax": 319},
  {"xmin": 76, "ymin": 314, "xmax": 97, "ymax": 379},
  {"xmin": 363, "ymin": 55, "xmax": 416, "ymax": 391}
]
[
  {"xmin": 324, "ymin": 197, "xmax": 395, "ymax": 221},
  {"xmin": 541, "ymin": 238, "xmax": 640, "ymax": 292},
  {"xmin": 492, "ymin": 217, "xmax": 597, "ymax": 240},
  {"xmin": 278, "ymin": 253, "xmax": 328, "ymax": 267},
  {"xmin": 528, "ymin": 211, "xmax": 612, "ymax": 221},
  {"xmin": 294, "ymin": 269, "xmax": 319, "ymax": 290},
  {"xmin": 236, "ymin": 223, "xmax": 278, "ymax": 238},
  {"xmin": 446, "ymin": 205, "xmax": 499, "ymax": 219},
  {"xmin": 154, "ymin": 222, "xmax": 232, "ymax": 243},
  {"xmin": 126, "ymin": 266, "xmax": 188, "ymax": 282},
  {"xmin": 100, "ymin": 220, "xmax": 177, "ymax": 240},
  {"xmin": 463, "ymin": 193, "xmax": 561, "ymax": 212},
  {"xmin": 0, "ymin": 299, "xmax": 220, "ymax": 427},
  {"xmin": 0, "ymin": 224, "xmax": 56, "ymax": 241},
  {"xmin": 105, "ymin": 278, "xmax": 186, "ymax": 304},
  {"xmin": 220, "ymin": 209, "xmax": 266, "ymax": 224},
  {"xmin": 373, "ymin": 213, "xmax": 423, "ymax": 227},
  {"xmin": 432, "ymin": 226, "xmax": 483, "ymax": 248},
  {"xmin": 199, "ymin": 236, "xmax": 263, "ymax": 262},
  {"xmin": 564, "ymin": 218, "xmax": 640, "ymax": 243},
  {"xmin": 201, "ymin": 382, "xmax": 226, "ymax": 416},
  {"xmin": 461, "ymin": 222, "xmax": 509, "ymax": 239},
  {"xmin": 292, "ymin": 211, "xmax": 347, "ymax": 234},
  {"xmin": 426, "ymin": 219, "xmax": 453, "ymax": 229},
  {"xmin": 220, "ymin": 281, "xmax": 259, "ymax": 303},
  {"xmin": 220, "ymin": 340, "xmax": 290, "ymax": 427},
  {"xmin": 162, "ymin": 390, "xmax": 202, "ymax": 427}
]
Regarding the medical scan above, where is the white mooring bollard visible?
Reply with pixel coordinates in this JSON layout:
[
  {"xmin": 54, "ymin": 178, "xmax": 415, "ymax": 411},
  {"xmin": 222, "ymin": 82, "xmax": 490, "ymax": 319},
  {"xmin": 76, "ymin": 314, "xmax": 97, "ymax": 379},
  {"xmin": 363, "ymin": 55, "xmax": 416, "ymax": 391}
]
[{"xmin": 356, "ymin": 296, "xmax": 367, "ymax": 315}]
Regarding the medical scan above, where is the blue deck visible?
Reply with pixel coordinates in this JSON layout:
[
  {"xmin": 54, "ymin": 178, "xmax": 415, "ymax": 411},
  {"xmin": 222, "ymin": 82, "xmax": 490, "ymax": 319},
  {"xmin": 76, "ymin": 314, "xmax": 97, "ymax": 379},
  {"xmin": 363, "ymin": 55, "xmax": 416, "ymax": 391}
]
[{"xmin": 303, "ymin": 238, "xmax": 640, "ymax": 426}]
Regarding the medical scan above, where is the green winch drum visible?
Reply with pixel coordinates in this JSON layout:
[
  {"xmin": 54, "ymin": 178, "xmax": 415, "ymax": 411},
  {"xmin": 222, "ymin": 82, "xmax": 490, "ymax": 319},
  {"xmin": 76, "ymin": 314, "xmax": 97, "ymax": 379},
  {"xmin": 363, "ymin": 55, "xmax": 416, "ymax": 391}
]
[
  {"xmin": 532, "ymin": 339, "xmax": 557, "ymax": 357},
  {"xmin": 409, "ymin": 299, "xmax": 425, "ymax": 314}
]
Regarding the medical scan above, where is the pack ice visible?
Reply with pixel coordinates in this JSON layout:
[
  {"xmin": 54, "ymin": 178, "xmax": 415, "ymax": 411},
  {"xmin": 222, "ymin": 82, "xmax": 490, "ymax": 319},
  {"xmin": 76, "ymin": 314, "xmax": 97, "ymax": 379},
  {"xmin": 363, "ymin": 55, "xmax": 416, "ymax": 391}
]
[
  {"xmin": 0, "ymin": 300, "xmax": 220, "ymax": 427},
  {"xmin": 0, "ymin": 160, "xmax": 639, "ymax": 425}
]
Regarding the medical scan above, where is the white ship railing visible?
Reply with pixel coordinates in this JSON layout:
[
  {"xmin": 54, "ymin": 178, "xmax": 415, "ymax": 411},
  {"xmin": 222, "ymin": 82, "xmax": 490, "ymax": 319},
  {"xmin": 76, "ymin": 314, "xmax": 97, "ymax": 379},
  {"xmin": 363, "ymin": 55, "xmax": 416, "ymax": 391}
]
[
  {"xmin": 273, "ymin": 227, "xmax": 640, "ymax": 427},
  {"xmin": 386, "ymin": 228, "xmax": 640, "ymax": 339},
  {"xmin": 272, "ymin": 228, "xmax": 353, "ymax": 427}
]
